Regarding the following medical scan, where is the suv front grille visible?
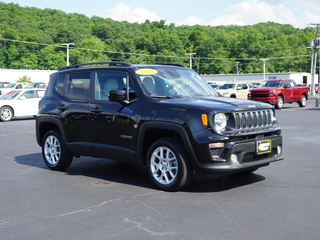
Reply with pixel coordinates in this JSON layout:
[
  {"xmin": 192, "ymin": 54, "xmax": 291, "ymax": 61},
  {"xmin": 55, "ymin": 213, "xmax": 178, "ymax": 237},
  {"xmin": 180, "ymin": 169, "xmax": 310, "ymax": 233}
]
[{"xmin": 233, "ymin": 110, "xmax": 273, "ymax": 130}]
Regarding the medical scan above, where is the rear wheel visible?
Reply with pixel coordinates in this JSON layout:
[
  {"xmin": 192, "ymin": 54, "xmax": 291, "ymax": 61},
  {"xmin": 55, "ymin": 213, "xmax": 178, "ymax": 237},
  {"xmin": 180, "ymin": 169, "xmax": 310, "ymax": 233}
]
[
  {"xmin": 42, "ymin": 130, "xmax": 73, "ymax": 171},
  {"xmin": 146, "ymin": 138, "xmax": 193, "ymax": 191},
  {"xmin": 275, "ymin": 96, "xmax": 283, "ymax": 109},
  {"xmin": 0, "ymin": 106, "xmax": 13, "ymax": 121},
  {"xmin": 298, "ymin": 95, "xmax": 307, "ymax": 107}
]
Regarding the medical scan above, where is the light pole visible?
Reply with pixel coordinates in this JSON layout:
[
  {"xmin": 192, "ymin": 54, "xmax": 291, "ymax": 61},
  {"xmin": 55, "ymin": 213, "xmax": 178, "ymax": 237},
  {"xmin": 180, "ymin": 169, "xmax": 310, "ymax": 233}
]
[
  {"xmin": 186, "ymin": 53, "xmax": 196, "ymax": 69},
  {"xmin": 62, "ymin": 43, "xmax": 75, "ymax": 66},
  {"xmin": 260, "ymin": 58, "xmax": 269, "ymax": 80},
  {"xmin": 235, "ymin": 61, "xmax": 240, "ymax": 74}
]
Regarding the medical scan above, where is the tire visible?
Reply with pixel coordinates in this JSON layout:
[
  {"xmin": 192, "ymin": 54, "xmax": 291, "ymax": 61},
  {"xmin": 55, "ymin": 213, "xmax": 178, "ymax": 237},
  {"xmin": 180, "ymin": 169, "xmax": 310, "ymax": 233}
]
[
  {"xmin": 42, "ymin": 130, "xmax": 73, "ymax": 171},
  {"xmin": 275, "ymin": 96, "xmax": 283, "ymax": 109},
  {"xmin": 0, "ymin": 106, "xmax": 13, "ymax": 121},
  {"xmin": 146, "ymin": 138, "xmax": 193, "ymax": 191},
  {"xmin": 230, "ymin": 94, "xmax": 236, "ymax": 98},
  {"xmin": 298, "ymin": 95, "xmax": 307, "ymax": 107}
]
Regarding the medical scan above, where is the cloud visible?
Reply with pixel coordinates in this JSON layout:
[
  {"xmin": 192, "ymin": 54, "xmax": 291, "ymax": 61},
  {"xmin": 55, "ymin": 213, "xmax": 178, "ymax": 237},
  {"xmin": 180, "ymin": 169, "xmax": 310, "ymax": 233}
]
[{"xmin": 103, "ymin": 2, "xmax": 161, "ymax": 23}]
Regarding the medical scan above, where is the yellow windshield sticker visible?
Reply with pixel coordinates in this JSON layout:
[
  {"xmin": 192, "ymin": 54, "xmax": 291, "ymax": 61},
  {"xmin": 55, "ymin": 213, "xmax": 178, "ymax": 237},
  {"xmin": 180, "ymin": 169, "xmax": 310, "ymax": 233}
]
[{"xmin": 136, "ymin": 69, "xmax": 158, "ymax": 75}]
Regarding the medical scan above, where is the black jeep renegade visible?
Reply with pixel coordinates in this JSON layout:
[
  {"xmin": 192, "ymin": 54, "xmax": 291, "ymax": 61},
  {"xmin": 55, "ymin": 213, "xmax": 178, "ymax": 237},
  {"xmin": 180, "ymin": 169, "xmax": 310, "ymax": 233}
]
[{"xmin": 36, "ymin": 62, "xmax": 283, "ymax": 191}]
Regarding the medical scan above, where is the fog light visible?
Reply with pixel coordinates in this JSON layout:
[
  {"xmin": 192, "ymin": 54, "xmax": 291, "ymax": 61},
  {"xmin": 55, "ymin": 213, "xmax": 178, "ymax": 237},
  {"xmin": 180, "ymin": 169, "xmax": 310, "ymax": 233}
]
[
  {"xmin": 231, "ymin": 153, "xmax": 239, "ymax": 164},
  {"xmin": 277, "ymin": 145, "xmax": 282, "ymax": 155}
]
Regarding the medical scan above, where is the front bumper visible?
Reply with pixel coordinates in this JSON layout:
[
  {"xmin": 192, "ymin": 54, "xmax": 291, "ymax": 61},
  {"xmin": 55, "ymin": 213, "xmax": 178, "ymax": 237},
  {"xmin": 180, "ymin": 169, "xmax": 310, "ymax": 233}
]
[{"xmin": 193, "ymin": 136, "xmax": 283, "ymax": 176}]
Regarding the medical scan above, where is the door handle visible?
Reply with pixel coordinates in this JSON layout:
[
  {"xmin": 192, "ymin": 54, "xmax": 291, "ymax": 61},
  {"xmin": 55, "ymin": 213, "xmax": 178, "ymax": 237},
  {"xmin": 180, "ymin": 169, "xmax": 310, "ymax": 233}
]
[
  {"xmin": 90, "ymin": 108, "xmax": 103, "ymax": 113},
  {"xmin": 57, "ymin": 105, "xmax": 68, "ymax": 111}
]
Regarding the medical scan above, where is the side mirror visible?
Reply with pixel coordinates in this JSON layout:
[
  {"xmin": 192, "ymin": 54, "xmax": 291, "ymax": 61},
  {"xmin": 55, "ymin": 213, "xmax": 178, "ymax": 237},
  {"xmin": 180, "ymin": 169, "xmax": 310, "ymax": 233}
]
[
  {"xmin": 109, "ymin": 89, "xmax": 126, "ymax": 102},
  {"xmin": 236, "ymin": 87, "xmax": 241, "ymax": 90}
]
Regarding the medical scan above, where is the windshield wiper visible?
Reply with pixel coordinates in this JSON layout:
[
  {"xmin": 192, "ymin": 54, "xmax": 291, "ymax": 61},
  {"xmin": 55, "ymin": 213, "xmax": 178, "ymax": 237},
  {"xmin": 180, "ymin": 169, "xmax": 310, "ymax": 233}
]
[{"xmin": 149, "ymin": 95, "xmax": 173, "ymax": 99}]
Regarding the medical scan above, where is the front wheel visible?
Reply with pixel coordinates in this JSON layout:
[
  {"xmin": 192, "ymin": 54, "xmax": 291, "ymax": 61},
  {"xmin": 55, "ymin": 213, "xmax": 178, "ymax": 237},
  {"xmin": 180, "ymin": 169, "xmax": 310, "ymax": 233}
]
[
  {"xmin": 146, "ymin": 138, "xmax": 193, "ymax": 191},
  {"xmin": 275, "ymin": 96, "xmax": 283, "ymax": 109},
  {"xmin": 0, "ymin": 106, "xmax": 13, "ymax": 121},
  {"xmin": 42, "ymin": 130, "xmax": 73, "ymax": 171},
  {"xmin": 298, "ymin": 95, "xmax": 307, "ymax": 107}
]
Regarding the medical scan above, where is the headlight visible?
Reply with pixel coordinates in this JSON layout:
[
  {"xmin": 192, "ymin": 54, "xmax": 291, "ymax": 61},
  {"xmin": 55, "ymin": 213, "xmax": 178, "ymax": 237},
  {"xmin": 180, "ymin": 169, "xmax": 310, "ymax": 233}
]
[{"xmin": 214, "ymin": 113, "xmax": 227, "ymax": 131}]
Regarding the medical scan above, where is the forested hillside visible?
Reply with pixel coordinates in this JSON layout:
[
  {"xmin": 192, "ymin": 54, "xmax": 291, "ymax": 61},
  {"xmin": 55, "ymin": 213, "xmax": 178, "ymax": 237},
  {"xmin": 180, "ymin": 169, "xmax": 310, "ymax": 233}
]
[{"xmin": 0, "ymin": 2, "xmax": 316, "ymax": 74}]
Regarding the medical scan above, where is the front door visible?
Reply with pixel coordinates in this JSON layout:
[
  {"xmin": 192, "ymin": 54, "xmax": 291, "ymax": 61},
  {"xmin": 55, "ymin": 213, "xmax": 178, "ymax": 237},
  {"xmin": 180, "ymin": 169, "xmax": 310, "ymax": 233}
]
[{"xmin": 88, "ymin": 71, "xmax": 138, "ymax": 161}]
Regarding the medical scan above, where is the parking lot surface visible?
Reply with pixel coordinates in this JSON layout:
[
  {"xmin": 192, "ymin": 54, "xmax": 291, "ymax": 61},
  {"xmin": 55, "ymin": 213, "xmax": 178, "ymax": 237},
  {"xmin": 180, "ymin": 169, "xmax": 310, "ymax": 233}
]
[{"xmin": 1, "ymin": 98, "xmax": 320, "ymax": 240}]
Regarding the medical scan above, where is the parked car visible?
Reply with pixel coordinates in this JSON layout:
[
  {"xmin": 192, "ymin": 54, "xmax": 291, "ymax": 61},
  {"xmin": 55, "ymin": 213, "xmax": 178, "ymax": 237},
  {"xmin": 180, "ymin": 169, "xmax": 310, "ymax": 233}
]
[
  {"xmin": 215, "ymin": 82, "xmax": 250, "ymax": 99},
  {"xmin": 0, "ymin": 82, "xmax": 28, "ymax": 95},
  {"xmin": 0, "ymin": 82, "xmax": 10, "ymax": 88},
  {"xmin": 0, "ymin": 89, "xmax": 45, "ymax": 121},
  {"xmin": 36, "ymin": 61, "xmax": 283, "ymax": 191},
  {"xmin": 248, "ymin": 79, "xmax": 309, "ymax": 109},
  {"xmin": 24, "ymin": 82, "xmax": 47, "ymax": 89}
]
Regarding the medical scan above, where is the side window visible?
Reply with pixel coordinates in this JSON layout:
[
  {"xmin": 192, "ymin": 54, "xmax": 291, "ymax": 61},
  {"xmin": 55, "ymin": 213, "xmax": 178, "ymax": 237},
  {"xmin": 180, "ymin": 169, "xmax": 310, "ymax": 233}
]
[
  {"xmin": 95, "ymin": 71, "xmax": 136, "ymax": 100},
  {"xmin": 20, "ymin": 90, "xmax": 35, "ymax": 99},
  {"xmin": 67, "ymin": 72, "xmax": 90, "ymax": 100},
  {"xmin": 289, "ymin": 81, "xmax": 295, "ymax": 87},
  {"xmin": 284, "ymin": 80, "xmax": 291, "ymax": 88},
  {"xmin": 242, "ymin": 83, "xmax": 248, "ymax": 90},
  {"xmin": 16, "ymin": 84, "xmax": 23, "ymax": 89},
  {"xmin": 36, "ymin": 90, "xmax": 45, "ymax": 98},
  {"xmin": 55, "ymin": 74, "xmax": 66, "ymax": 95},
  {"xmin": 236, "ymin": 84, "xmax": 242, "ymax": 90}
]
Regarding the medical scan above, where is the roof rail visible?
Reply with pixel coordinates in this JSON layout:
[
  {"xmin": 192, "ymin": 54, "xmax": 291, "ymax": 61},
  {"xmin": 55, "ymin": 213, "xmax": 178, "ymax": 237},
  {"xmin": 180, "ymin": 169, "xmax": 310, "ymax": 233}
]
[
  {"xmin": 153, "ymin": 63, "xmax": 187, "ymax": 68},
  {"xmin": 58, "ymin": 61, "xmax": 132, "ymax": 71}
]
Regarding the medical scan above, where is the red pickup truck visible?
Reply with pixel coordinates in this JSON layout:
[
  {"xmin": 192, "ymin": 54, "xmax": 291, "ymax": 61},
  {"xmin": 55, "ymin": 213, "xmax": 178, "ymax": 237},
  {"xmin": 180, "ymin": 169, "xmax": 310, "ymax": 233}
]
[{"xmin": 248, "ymin": 79, "xmax": 309, "ymax": 109}]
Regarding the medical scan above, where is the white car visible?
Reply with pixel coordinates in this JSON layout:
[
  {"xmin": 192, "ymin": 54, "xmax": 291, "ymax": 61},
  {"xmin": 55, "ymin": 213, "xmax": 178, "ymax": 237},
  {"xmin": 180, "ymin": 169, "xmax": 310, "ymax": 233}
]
[
  {"xmin": 0, "ymin": 89, "xmax": 45, "ymax": 121},
  {"xmin": 0, "ymin": 82, "xmax": 28, "ymax": 95},
  {"xmin": 215, "ymin": 82, "xmax": 250, "ymax": 99}
]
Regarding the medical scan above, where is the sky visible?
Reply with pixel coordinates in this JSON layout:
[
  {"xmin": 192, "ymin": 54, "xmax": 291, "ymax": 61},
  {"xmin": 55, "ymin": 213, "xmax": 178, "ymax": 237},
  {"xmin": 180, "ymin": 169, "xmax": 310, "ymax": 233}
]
[{"xmin": 2, "ymin": 0, "xmax": 320, "ymax": 29}]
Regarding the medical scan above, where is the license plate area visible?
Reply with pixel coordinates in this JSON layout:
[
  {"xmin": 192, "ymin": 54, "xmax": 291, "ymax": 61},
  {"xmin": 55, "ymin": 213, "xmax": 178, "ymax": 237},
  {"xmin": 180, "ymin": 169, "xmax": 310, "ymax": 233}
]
[{"xmin": 256, "ymin": 140, "xmax": 271, "ymax": 155}]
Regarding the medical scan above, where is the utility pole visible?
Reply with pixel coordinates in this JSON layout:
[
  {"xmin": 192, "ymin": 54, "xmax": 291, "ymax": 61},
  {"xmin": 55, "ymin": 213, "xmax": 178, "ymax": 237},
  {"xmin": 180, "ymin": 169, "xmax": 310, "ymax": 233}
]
[
  {"xmin": 186, "ymin": 53, "xmax": 196, "ymax": 70},
  {"xmin": 62, "ymin": 43, "xmax": 75, "ymax": 66},
  {"xmin": 310, "ymin": 23, "xmax": 320, "ymax": 106},
  {"xmin": 260, "ymin": 58, "xmax": 269, "ymax": 80},
  {"xmin": 235, "ymin": 62, "xmax": 240, "ymax": 74}
]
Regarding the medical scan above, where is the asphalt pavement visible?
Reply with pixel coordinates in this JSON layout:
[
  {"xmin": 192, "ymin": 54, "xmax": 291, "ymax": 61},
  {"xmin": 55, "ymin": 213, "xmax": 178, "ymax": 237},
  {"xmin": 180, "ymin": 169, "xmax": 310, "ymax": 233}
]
[{"xmin": 0, "ymin": 98, "xmax": 319, "ymax": 240}]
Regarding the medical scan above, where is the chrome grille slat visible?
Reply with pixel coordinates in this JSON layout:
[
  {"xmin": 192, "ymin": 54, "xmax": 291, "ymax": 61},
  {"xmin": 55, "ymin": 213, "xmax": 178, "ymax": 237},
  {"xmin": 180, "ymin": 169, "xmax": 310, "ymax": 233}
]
[{"xmin": 233, "ymin": 110, "xmax": 273, "ymax": 131}]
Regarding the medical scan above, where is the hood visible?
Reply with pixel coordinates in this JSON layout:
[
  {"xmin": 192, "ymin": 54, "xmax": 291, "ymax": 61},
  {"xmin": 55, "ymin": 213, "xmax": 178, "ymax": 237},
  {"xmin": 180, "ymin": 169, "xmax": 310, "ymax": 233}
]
[{"xmin": 157, "ymin": 96, "xmax": 272, "ymax": 112}]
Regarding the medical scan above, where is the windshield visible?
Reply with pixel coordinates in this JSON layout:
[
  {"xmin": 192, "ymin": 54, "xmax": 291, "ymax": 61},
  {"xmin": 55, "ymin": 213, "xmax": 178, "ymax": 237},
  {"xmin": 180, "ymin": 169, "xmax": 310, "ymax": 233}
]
[
  {"xmin": 0, "ymin": 91, "xmax": 20, "ymax": 99},
  {"xmin": 135, "ymin": 67, "xmax": 217, "ymax": 98},
  {"xmin": 5, "ymin": 83, "xmax": 16, "ymax": 88},
  {"xmin": 216, "ymin": 84, "xmax": 235, "ymax": 90},
  {"xmin": 258, "ymin": 81, "xmax": 282, "ymax": 88}
]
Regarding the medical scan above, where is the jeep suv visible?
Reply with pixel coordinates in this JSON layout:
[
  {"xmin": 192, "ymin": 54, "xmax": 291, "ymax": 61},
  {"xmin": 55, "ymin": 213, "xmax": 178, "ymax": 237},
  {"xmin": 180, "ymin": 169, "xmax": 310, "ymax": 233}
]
[{"xmin": 36, "ymin": 62, "xmax": 283, "ymax": 191}]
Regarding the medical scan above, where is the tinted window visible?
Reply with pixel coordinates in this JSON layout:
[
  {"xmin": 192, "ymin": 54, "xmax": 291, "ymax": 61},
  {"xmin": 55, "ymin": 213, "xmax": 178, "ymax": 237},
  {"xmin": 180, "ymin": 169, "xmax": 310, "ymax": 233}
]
[
  {"xmin": 95, "ymin": 71, "xmax": 135, "ymax": 100},
  {"xmin": 242, "ymin": 83, "xmax": 248, "ymax": 89},
  {"xmin": 66, "ymin": 72, "xmax": 91, "ymax": 100},
  {"xmin": 55, "ymin": 75, "xmax": 66, "ymax": 95}
]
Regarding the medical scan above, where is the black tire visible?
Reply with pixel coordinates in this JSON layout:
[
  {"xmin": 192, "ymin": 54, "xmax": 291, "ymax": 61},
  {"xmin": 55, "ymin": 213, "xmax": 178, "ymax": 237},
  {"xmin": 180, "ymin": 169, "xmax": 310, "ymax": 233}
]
[
  {"xmin": 298, "ymin": 95, "xmax": 307, "ymax": 107},
  {"xmin": 146, "ymin": 138, "xmax": 193, "ymax": 191},
  {"xmin": 42, "ymin": 130, "xmax": 73, "ymax": 171},
  {"xmin": 275, "ymin": 96, "xmax": 283, "ymax": 109},
  {"xmin": 0, "ymin": 106, "xmax": 13, "ymax": 121},
  {"xmin": 230, "ymin": 94, "xmax": 236, "ymax": 98}
]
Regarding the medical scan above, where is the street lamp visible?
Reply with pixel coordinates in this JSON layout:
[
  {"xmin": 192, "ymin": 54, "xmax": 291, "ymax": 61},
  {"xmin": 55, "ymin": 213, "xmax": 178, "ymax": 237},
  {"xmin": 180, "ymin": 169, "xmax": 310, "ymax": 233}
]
[
  {"xmin": 62, "ymin": 43, "xmax": 75, "ymax": 66},
  {"xmin": 235, "ymin": 61, "xmax": 240, "ymax": 74},
  {"xmin": 186, "ymin": 53, "xmax": 196, "ymax": 69},
  {"xmin": 260, "ymin": 58, "xmax": 269, "ymax": 80}
]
